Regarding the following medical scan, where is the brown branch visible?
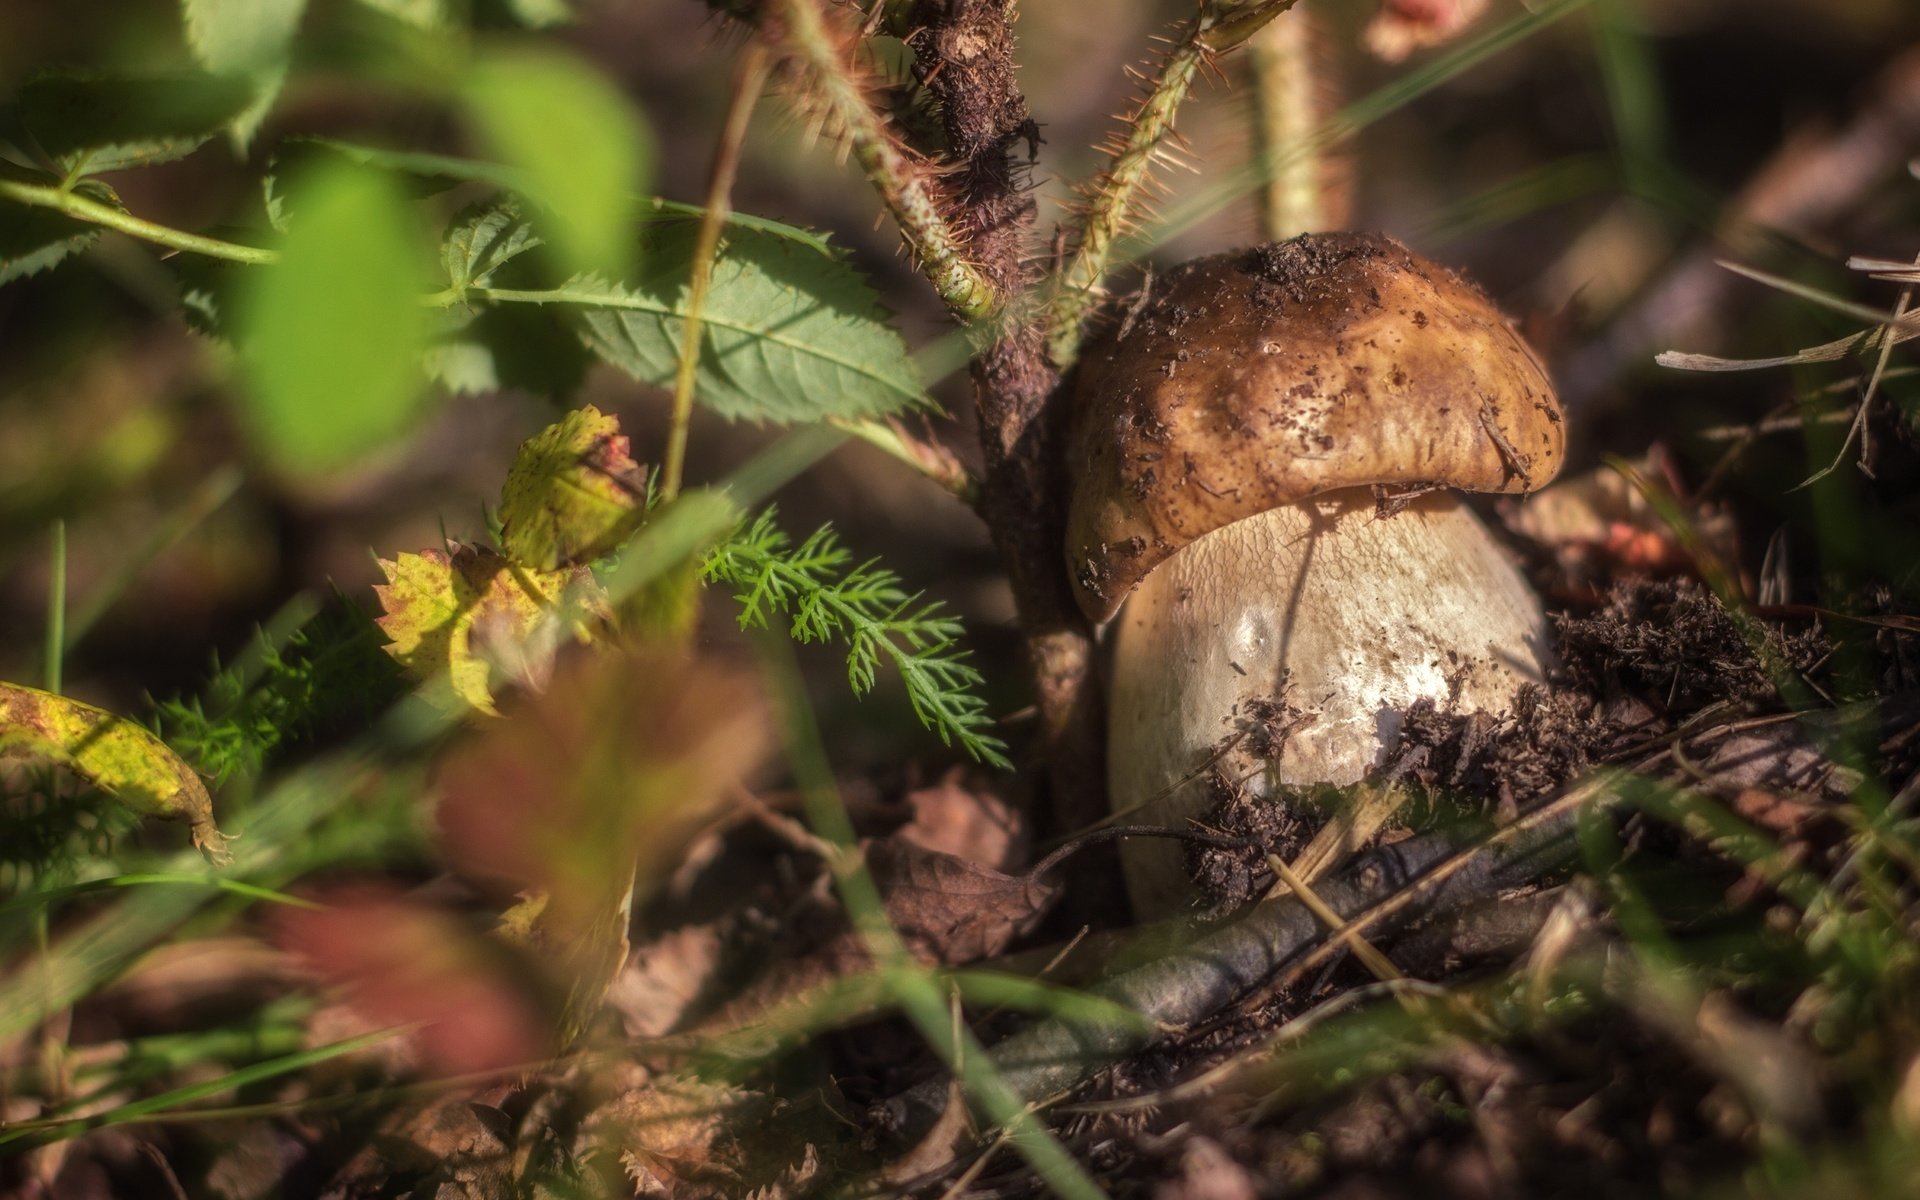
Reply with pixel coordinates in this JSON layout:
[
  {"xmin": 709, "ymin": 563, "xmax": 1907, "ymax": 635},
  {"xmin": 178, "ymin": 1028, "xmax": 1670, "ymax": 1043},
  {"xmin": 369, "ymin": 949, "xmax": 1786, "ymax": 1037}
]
[{"xmin": 901, "ymin": 0, "xmax": 1103, "ymax": 832}]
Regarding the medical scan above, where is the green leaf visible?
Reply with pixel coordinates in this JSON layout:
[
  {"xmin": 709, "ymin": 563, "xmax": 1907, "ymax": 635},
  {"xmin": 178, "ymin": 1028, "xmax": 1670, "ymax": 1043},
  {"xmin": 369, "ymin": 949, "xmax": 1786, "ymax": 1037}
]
[
  {"xmin": 182, "ymin": 0, "xmax": 308, "ymax": 149},
  {"xmin": 0, "ymin": 681, "xmax": 230, "ymax": 862},
  {"xmin": 8, "ymin": 71, "xmax": 255, "ymax": 175},
  {"xmin": 424, "ymin": 304, "xmax": 592, "ymax": 397},
  {"xmin": 443, "ymin": 198, "xmax": 542, "ymax": 291},
  {"xmin": 236, "ymin": 162, "xmax": 433, "ymax": 474},
  {"xmin": 460, "ymin": 46, "xmax": 651, "ymax": 278},
  {"xmin": 567, "ymin": 222, "xmax": 928, "ymax": 424},
  {"xmin": 0, "ymin": 164, "xmax": 114, "ymax": 285},
  {"xmin": 353, "ymin": 0, "xmax": 448, "ymax": 28},
  {"xmin": 499, "ymin": 405, "xmax": 648, "ymax": 570}
]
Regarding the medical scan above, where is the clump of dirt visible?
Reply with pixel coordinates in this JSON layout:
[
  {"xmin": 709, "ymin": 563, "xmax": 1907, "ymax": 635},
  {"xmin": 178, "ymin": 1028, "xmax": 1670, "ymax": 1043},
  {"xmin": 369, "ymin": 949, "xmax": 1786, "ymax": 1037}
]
[
  {"xmin": 1389, "ymin": 685, "xmax": 1622, "ymax": 820},
  {"xmin": 1186, "ymin": 771, "xmax": 1322, "ymax": 909},
  {"xmin": 1552, "ymin": 577, "xmax": 1828, "ymax": 709},
  {"xmin": 1241, "ymin": 232, "xmax": 1392, "ymax": 306}
]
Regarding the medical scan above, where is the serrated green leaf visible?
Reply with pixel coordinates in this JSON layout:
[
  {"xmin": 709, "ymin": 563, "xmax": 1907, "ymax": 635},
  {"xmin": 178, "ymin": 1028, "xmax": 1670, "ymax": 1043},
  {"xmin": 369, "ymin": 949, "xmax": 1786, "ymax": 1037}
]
[
  {"xmin": 373, "ymin": 544, "xmax": 601, "ymax": 713},
  {"xmin": 182, "ymin": 0, "xmax": 308, "ymax": 148},
  {"xmin": 499, "ymin": 405, "xmax": 648, "ymax": 570},
  {"xmin": 263, "ymin": 137, "xmax": 488, "ymax": 233},
  {"xmin": 424, "ymin": 303, "xmax": 592, "ymax": 397},
  {"xmin": 10, "ymin": 71, "xmax": 255, "ymax": 175},
  {"xmin": 0, "ymin": 681, "xmax": 230, "ymax": 862},
  {"xmin": 236, "ymin": 162, "xmax": 433, "ymax": 474},
  {"xmin": 443, "ymin": 199, "xmax": 542, "ymax": 291},
  {"xmin": 0, "ymin": 165, "xmax": 114, "ymax": 285},
  {"xmin": 460, "ymin": 47, "xmax": 651, "ymax": 279},
  {"xmin": 567, "ymin": 222, "xmax": 928, "ymax": 424}
]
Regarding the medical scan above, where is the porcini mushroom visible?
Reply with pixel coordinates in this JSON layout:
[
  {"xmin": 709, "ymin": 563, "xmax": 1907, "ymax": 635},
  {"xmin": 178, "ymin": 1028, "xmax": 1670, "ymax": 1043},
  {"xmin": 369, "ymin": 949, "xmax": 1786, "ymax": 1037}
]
[{"xmin": 1067, "ymin": 233, "xmax": 1566, "ymax": 916}]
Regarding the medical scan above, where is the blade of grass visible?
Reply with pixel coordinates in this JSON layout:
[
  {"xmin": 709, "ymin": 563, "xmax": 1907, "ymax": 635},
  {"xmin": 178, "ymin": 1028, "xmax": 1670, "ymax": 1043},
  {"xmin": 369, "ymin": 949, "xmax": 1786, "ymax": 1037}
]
[
  {"xmin": 0, "ymin": 873, "xmax": 321, "ymax": 921},
  {"xmin": 0, "ymin": 1027, "xmax": 405, "ymax": 1147},
  {"xmin": 43, "ymin": 521, "xmax": 65, "ymax": 696},
  {"xmin": 62, "ymin": 465, "xmax": 243, "ymax": 655}
]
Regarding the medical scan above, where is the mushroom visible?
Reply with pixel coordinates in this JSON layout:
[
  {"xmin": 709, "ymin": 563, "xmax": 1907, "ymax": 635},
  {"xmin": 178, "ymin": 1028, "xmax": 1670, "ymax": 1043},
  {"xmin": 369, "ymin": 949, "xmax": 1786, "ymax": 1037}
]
[{"xmin": 1066, "ymin": 233, "xmax": 1566, "ymax": 916}]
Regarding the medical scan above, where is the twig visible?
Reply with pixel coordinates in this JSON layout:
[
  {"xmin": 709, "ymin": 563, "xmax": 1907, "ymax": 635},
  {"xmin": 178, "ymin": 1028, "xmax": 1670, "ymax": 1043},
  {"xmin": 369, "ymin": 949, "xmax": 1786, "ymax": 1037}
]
[
  {"xmin": 662, "ymin": 43, "xmax": 772, "ymax": 502},
  {"xmin": 764, "ymin": 0, "xmax": 997, "ymax": 320},
  {"xmin": 1792, "ymin": 251, "xmax": 1917, "ymax": 490},
  {"xmin": 876, "ymin": 757, "xmax": 1663, "ymax": 1139}
]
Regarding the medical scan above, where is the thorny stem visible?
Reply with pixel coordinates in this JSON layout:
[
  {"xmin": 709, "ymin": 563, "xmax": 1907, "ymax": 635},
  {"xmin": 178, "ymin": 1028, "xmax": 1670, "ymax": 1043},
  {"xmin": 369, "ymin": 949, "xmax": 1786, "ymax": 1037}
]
[
  {"xmin": 765, "ymin": 0, "xmax": 998, "ymax": 319},
  {"xmin": 0, "ymin": 179, "xmax": 278, "ymax": 266},
  {"xmin": 1044, "ymin": 0, "xmax": 1302, "ymax": 368},
  {"xmin": 662, "ymin": 42, "xmax": 773, "ymax": 503}
]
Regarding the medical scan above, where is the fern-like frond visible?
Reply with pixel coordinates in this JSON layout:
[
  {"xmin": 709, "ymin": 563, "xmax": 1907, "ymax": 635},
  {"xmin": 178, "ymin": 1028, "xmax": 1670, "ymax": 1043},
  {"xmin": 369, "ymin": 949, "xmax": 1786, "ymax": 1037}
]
[{"xmin": 702, "ymin": 508, "xmax": 1010, "ymax": 768}]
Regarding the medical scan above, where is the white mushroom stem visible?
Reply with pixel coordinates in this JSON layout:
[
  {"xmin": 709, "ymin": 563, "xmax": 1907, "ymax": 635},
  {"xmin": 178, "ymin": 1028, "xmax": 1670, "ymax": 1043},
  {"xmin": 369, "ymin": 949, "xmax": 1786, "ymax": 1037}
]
[{"xmin": 1107, "ymin": 487, "xmax": 1552, "ymax": 917}]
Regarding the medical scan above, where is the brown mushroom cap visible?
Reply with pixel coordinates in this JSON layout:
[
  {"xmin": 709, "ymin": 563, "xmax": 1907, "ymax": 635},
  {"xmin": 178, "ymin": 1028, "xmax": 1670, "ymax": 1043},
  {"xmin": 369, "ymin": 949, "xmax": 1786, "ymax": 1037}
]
[{"xmin": 1065, "ymin": 232, "xmax": 1565, "ymax": 623}]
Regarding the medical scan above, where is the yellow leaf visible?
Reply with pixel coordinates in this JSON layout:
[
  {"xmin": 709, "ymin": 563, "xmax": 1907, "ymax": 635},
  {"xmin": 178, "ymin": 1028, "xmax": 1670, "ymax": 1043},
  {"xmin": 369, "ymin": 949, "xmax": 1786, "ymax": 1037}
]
[
  {"xmin": 0, "ymin": 682, "xmax": 229, "ymax": 863},
  {"xmin": 372, "ymin": 544, "xmax": 603, "ymax": 714},
  {"xmin": 498, "ymin": 404, "xmax": 647, "ymax": 571}
]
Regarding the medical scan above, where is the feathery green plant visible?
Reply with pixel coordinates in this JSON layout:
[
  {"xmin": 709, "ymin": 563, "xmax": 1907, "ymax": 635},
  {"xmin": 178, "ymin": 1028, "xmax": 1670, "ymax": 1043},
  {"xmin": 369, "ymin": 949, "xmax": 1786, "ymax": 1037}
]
[{"xmin": 703, "ymin": 508, "xmax": 1009, "ymax": 768}]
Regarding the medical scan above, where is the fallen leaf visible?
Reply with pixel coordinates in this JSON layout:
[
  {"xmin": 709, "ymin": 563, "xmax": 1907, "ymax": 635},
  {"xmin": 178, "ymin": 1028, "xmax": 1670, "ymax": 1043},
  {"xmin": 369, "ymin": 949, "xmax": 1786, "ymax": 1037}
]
[
  {"xmin": 865, "ymin": 837, "xmax": 1057, "ymax": 965},
  {"xmin": 499, "ymin": 404, "xmax": 648, "ymax": 570},
  {"xmin": 0, "ymin": 681, "xmax": 228, "ymax": 862},
  {"xmin": 607, "ymin": 1077, "xmax": 755, "ymax": 1199},
  {"xmin": 373, "ymin": 543, "xmax": 601, "ymax": 714},
  {"xmin": 892, "ymin": 768, "xmax": 1026, "ymax": 871}
]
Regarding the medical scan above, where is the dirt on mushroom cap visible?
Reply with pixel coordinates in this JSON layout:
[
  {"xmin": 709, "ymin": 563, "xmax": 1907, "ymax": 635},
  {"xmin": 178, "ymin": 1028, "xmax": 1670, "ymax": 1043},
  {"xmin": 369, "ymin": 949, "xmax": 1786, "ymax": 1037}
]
[{"xmin": 1065, "ymin": 232, "xmax": 1566, "ymax": 623}]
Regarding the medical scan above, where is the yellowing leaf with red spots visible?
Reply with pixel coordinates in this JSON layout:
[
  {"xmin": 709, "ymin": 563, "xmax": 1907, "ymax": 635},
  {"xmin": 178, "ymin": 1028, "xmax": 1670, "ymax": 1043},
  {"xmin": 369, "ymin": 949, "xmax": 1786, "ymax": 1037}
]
[
  {"xmin": 499, "ymin": 405, "xmax": 647, "ymax": 571},
  {"xmin": 372, "ymin": 544, "xmax": 603, "ymax": 714},
  {"xmin": 0, "ymin": 682, "xmax": 229, "ymax": 862}
]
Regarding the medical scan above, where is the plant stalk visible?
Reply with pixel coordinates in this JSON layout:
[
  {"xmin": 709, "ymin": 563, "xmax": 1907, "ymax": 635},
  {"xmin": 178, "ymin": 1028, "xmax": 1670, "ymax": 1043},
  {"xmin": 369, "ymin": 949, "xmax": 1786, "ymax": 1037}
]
[{"xmin": 662, "ymin": 42, "xmax": 773, "ymax": 503}]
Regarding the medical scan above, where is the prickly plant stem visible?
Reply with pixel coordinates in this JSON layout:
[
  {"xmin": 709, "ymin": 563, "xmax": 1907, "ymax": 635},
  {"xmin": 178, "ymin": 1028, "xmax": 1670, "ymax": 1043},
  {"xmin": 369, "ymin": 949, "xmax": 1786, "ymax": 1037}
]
[
  {"xmin": 768, "ymin": 0, "xmax": 998, "ymax": 321},
  {"xmin": 662, "ymin": 42, "xmax": 772, "ymax": 503},
  {"xmin": 1248, "ymin": 7, "xmax": 1327, "ymax": 241},
  {"xmin": 1044, "ymin": 0, "xmax": 1301, "ymax": 368},
  {"xmin": 1044, "ymin": 40, "xmax": 1206, "ymax": 368}
]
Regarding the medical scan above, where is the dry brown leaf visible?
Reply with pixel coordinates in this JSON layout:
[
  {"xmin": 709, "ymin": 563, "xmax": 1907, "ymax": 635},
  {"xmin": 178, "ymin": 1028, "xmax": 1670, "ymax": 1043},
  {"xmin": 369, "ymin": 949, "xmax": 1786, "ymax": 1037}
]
[
  {"xmin": 865, "ymin": 838, "xmax": 1057, "ymax": 965},
  {"xmin": 893, "ymin": 767, "xmax": 1027, "ymax": 871}
]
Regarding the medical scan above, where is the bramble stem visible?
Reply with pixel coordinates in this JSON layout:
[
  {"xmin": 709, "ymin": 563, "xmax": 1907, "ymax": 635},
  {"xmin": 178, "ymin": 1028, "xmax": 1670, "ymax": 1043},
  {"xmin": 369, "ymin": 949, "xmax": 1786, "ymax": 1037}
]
[
  {"xmin": 767, "ymin": 0, "xmax": 998, "ymax": 321},
  {"xmin": 1045, "ymin": 0, "xmax": 1301, "ymax": 368},
  {"xmin": 662, "ymin": 43, "xmax": 772, "ymax": 503},
  {"xmin": 0, "ymin": 179, "xmax": 277, "ymax": 266}
]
